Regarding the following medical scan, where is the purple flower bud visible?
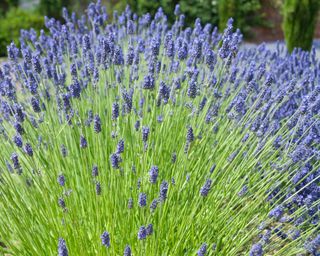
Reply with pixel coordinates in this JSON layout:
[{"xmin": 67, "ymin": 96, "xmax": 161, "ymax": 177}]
[
  {"xmin": 14, "ymin": 103, "xmax": 25, "ymax": 123},
  {"xmin": 11, "ymin": 153, "xmax": 21, "ymax": 170},
  {"xmin": 31, "ymin": 97, "xmax": 41, "ymax": 113},
  {"xmin": 138, "ymin": 192, "xmax": 147, "ymax": 207},
  {"xmin": 128, "ymin": 198, "xmax": 133, "ymax": 209},
  {"xmin": 151, "ymin": 37, "xmax": 160, "ymax": 56},
  {"xmin": 58, "ymin": 197, "xmax": 66, "ymax": 209},
  {"xmin": 146, "ymin": 224, "xmax": 153, "ymax": 236},
  {"xmin": 187, "ymin": 79, "xmax": 197, "ymax": 98},
  {"xmin": 94, "ymin": 114, "xmax": 101, "ymax": 133},
  {"xmin": 116, "ymin": 139, "xmax": 125, "ymax": 154},
  {"xmin": 82, "ymin": 34, "xmax": 91, "ymax": 52},
  {"xmin": 142, "ymin": 126, "xmax": 150, "ymax": 143},
  {"xmin": 57, "ymin": 174, "xmax": 65, "ymax": 186},
  {"xmin": 249, "ymin": 243, "xmax": 263, "ymax": 256},
  {"xmin": 269, "ymin": 205, "xmax": 284, "ymax": 220},
  {"xmin": 159, "ymin": 81, "xmax": 170, "ymax": 102},
  {"xmin": 70, "ymin": 80, "xmax": 81, "ymax": 98},
  {"xmin": 112, "ymin": 102, "xmax": 119, "ymax": 120},
  {"xmin": 113, "ymin": 46, "xmax": 124, "ymax": 65},
  {"xmin": 61, "ymin": 144, "xmax": 68, "ymax": 157},
  {"xmin": 124, "ymin": 245, "xmax": 131, "ymax": 256},
  {"xmin": 177, "ymin": 39, "xmax": 188, "ymax": 60},
  {"xmin": 143, "ymin": 74, "xmax": 155, "ymax": 90},
  {"xmin": 200, "ymin": 179, "xmax": 212, "ymax": 197},
  {"xmin": 96, "ymin": 181, "xmax": 101, "ymax": 195},
  {"xmin": 205, "ymin": 49, "xmax": 216, "ymax": 67},
  {"xmin": 92, "ymin": 165, "xmax": 98, "ymax": 177},
  {"xmin": 127, "ymin": 20, "xmax": 135, "ymax": 34},
  {"xmin": 13, "ymin": 134, "xmax": 23, "ymax": 148},
  {"xmin": 62, "ymin": 94, "xmax": 71, "ymax": 111},
  {"xmin": 135, "ymin": 120, "xmax": 140, "ymax": 131},
  {"xmin": 289, "ymin": 229, "xmax": 300, "ymax": 240},
  {"xmin": 210, "ymin": 164, "xmax": 216, "ymax": 174},
  {"xmin": 174, "ymin": 4, "xmax": 180, "ymax": 16},
  {"xmin": 70, "ymin": 63, "xmax": 77, "ymax": 78},
  {"xmin": 80, "ymin": 135, "xmax": 88, "ymax": 148},
  {"xmin": 7, "ymin": 42, "xmax": 19, "ymax": 61},
  {"xmin": 171, "ymin": 152, "xmax": 177, "ymax": 163},
  {"xmin": 101, "ymin": 231, "xmax": 110, "ymax": 248},
  {"xmin": 149, "ymin": 166, "xmax": 159, "ymax": 184},
  {"xmin": 197, "ymin": 243, "xmax": 207, "ymax": 256},
  {"xmin": 261, "ymin": 229, "xmax": 271, "ymax": 244},
  {"xmin": 137, "ymin": 226, "xmax": 147, "ymax": 240},
  {"xmin": 159, "ymin": 180, "xmax": 168, "ymax": 201},
  {"xmin": 186, "ymin": 126, "xmax": 194, "ymax": 143},
  {"xmin": 110, "ymin": 153, "xmax": 121, "ymax": 169},
  {"xmin": 58, "ymin": 238, "xmax": 68, "ymax": 256},
  {"xmin": 238, "ymin": 185, "xmax": 248, "ymax": 197},
  {"xmin": 32, "ymin": 55, "xmax": 42, "ymax": 73},
  {"xmin": 150, "ymin": 198, "xmax": 158, "ymax": 211},
  {"xmin": 126, "ymin": 45, "xmax": 135, "ymax": 65}
]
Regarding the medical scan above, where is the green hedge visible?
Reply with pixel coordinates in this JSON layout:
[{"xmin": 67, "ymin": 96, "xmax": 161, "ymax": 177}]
[{"xmin": 0, "ymin": 8, "xmax": 44, "ymax": 57}]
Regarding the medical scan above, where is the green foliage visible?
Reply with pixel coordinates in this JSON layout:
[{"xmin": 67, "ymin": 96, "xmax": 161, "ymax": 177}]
[
  {"xmin": 0, "ymin": 8, "xmax": 44, "ymax": 57},
  {"xmin": 0, "ymin": 0, "xmax": 19, "ymax": 15},
  {"xmin": 39, "ymin": 0, "xmax": 71, "ymax": 20},
  {"xmin": 218, "ymin": 0, "xmax": 262, "ymax": 36},
  {"xmin": 282, "ymin": 0, "xmax": 320, "ymax": 52},
  {"xmin": 125, "ymin": 0, "xmax": 180, "ymax": 23},
  {"xmin": 114, "ymin": 0, "xmax": 262, "ymax": 36},
  {"xmin": 179, "ymin": 0, "xmax": 218, "ymax": 26}
]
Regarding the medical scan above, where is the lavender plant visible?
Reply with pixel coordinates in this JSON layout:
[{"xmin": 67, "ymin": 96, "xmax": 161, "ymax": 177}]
[{"xmin": 0, "ymin": 1, "xmax": 319, "ymax": 255}]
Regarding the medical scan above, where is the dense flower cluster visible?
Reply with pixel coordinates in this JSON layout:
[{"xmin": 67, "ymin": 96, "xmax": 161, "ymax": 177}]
[{"xmin": 0, "ymin": 1, "xmax": 319, "ymax": 255}]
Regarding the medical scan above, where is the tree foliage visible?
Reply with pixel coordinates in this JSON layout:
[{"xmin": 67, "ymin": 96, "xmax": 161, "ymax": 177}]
[{"xmin": 282, "ymin": 0, "xmax": 320, "ymax": 52}]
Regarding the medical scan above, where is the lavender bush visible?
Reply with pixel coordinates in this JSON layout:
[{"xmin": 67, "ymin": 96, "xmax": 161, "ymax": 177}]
[{"xmin": 0, "ymin": 1, "xmax": 319, "ymax": 255}]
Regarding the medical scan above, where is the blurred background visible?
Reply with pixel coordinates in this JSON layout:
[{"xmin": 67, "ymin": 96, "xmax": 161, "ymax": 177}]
[{"xmin": 0, "ymin": 0, "xmax": 319, "ymax": 57}]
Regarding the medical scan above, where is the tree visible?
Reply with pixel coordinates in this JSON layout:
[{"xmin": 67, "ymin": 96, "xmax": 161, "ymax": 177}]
[{"xmin": 282, "ymin": 0, "xmax": 320, "ymax": 52}]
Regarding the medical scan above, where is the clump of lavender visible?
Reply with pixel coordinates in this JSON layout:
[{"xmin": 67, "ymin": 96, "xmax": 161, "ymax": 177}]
[{"xmin": 0, "ymin": 1, "xmax": 319, "ymax": 255}]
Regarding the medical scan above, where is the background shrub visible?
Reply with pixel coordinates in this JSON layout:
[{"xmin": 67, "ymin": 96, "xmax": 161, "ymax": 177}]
[
  {"xmin": 282, "ymin": 0, "xmax": 320, "ymax": 52},
  {"xmin": 0, "ymin": 8, "xmax": 44, "ymax": 56},
  {"xmin": 218, "ymin": 0, "xmax": 263, "ymax": 35}
]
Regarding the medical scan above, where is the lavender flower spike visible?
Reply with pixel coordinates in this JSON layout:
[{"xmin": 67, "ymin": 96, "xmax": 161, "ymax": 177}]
[
  {"xmin": 101, "ymin": 231, "xmax": 110, "ymax": 248},
  {"xmin": 58, "ymin": 238, "xmax": 68, "ymax": 256}
]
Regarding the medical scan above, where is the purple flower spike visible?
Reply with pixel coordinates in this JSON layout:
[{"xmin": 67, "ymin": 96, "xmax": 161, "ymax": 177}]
[
  {"xmin": 200, "ymin": 179, "xmax": 212, "ymax": 197},
  {"xmin": 57, "ymin": 174, "xmax": 65, "ymax": 186},
  {"xmin": 149, "ymin": 166, "xmax": 159, "ymax": 184},
  {"xmin": 197, "ymin": 243, "xmax": 207, "ymax": 256},
  {"xmin": 138, "ymin": 192, "xmax": 147, "ymax": 207},
  {"xmin": 58, "ymin": 238, "xmax": 68, "ymax": 256},
  {"xmin": 249, "ymin": 243, "xmax": 263, "ymax": 256},
  {"xmin": 80, "ymin": 135, "xmax": 88, "ymax": 148},
  {"xmin": 93, "ymin": 114, "xmax": 101, "ymax": 133},
  {"xmin": 101, "ymin": 231, "xmax": 110, "ymax": 248},
  {"xmin": 137, "ymin": 226, "xmax": 147, "ymax": 240},
  {"xmin": 124, "ymin": 245, "xmax": 131, "ymax": 256}
]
